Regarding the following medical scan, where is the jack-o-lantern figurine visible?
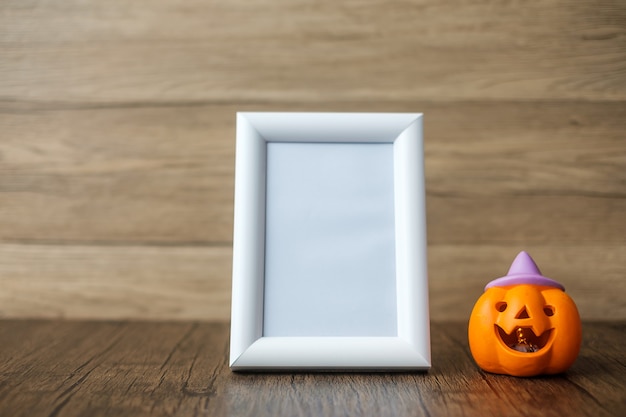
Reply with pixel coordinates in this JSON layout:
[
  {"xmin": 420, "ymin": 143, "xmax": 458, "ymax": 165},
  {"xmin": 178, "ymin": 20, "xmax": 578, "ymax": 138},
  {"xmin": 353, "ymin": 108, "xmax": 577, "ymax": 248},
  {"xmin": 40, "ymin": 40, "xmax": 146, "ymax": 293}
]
[{"xmin": 468, "ymin": 251, "xmax": 582, "ymax": 377}]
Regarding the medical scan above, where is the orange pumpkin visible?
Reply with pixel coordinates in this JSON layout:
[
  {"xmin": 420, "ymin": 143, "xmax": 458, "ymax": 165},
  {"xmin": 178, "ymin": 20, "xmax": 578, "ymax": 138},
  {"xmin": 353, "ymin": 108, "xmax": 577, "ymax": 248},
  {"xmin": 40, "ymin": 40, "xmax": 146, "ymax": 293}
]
[{"xmin": 468, "ymin": 252, "xmax": 582, "ymax": 377}]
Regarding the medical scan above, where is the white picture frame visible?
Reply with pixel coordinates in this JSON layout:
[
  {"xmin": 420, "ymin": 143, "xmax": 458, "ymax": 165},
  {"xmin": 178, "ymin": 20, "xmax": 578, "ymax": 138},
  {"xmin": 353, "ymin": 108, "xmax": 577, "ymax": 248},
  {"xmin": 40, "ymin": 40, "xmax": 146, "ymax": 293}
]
[{"xmin": 230, "ymin": 112, "xmax": 430, "ymax": 371}]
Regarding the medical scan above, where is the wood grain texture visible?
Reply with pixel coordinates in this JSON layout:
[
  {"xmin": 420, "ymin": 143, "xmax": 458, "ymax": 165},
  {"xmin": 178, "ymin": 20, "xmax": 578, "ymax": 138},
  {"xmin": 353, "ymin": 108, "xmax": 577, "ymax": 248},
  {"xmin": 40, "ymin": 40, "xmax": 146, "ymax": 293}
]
[
  {"xmin": 0, "ymin": 244, "xmax": 231, "ymax": 321},
  {"xmin": 0, "ymin": 243, "xmax": 623, "ymax": 321},
  {"xmin": 1, "ymin": 100, "xmax": 623, "ymax": 320},
  {"xmin": 1, "ymin": 0, "xmax": 625, "ymax": 103},
  {"xmin": 0, "ymin": 103, "xmax": 236, "ymax": 244},
  {"xmin": 0, "ymin": 0, "xmax": 625, "ymax": 321},
  {"xmin": 1, "ymin": 100, "xmax": 624, "ymax": 244},
  {"xmin": 0, "ymin": 320, "xmax": 623, "ymax": 417}
]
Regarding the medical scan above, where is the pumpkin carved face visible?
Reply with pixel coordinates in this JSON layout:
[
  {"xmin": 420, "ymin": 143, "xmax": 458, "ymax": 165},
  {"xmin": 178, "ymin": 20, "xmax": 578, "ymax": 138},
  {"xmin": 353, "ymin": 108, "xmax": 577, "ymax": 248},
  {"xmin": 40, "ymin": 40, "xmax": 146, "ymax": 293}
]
[{"xmin": 468, "ymin": 252, "xmax": 582, "ymax": 377}]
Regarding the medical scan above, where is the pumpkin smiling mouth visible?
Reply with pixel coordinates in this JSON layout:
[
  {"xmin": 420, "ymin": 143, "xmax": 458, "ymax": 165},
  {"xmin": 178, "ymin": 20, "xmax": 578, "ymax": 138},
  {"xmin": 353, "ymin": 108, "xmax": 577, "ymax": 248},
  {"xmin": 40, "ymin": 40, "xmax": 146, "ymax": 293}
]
[{"xmin": 495, "ymin": 325, "xmax": 553, "ymax": 353}]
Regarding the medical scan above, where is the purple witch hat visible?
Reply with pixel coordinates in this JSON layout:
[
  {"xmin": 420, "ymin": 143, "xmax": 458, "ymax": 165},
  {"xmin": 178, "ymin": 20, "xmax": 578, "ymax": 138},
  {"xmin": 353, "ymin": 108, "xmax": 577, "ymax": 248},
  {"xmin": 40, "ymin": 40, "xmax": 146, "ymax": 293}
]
[{"xmin": 485, "ymin": 251, "xmax": 565, "ymax": 291}]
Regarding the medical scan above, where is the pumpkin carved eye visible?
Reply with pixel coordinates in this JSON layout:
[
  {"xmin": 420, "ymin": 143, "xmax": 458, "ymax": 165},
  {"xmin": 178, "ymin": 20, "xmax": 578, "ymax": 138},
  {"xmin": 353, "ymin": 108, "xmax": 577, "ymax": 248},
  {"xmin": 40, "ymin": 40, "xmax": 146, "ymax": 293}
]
[
  {"xmin": 543, "ymin": 306, "xmax": 555, "ymax": 316},
  {"xmin": 496, "ymin": 302, "xmax": 507, "ymax": 312}
]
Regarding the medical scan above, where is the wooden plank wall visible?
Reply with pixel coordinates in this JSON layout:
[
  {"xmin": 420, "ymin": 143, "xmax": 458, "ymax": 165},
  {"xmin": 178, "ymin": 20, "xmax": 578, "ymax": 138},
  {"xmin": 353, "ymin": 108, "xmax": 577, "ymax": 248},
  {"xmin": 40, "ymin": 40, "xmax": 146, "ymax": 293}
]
[{"xmin": 0, "ymin": 0, "xmax": 624, "ymax": 321}]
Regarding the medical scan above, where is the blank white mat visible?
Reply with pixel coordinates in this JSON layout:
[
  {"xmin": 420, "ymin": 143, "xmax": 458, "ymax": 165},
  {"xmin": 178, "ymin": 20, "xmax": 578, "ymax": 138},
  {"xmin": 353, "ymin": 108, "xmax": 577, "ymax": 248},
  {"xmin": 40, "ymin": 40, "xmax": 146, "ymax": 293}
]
[{"xmin": 262, "ymin": 142, "xmax": 397, "ymax": 337}]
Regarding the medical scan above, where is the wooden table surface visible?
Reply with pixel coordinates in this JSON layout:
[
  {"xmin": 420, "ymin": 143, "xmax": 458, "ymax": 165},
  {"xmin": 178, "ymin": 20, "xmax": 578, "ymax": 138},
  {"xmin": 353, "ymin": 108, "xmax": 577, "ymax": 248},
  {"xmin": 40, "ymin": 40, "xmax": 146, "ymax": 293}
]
[{"xmin": 0, "ymin": 320, "xmax": 623, "ymax": 417}]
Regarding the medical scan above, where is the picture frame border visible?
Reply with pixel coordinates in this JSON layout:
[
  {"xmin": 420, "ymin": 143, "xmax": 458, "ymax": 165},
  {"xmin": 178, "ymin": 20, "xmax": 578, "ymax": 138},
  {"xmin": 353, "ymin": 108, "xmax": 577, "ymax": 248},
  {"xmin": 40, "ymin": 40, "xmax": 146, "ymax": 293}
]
[{"xmin": 230, "ymin": 112, "xmax": 430, "ymax": 371}]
